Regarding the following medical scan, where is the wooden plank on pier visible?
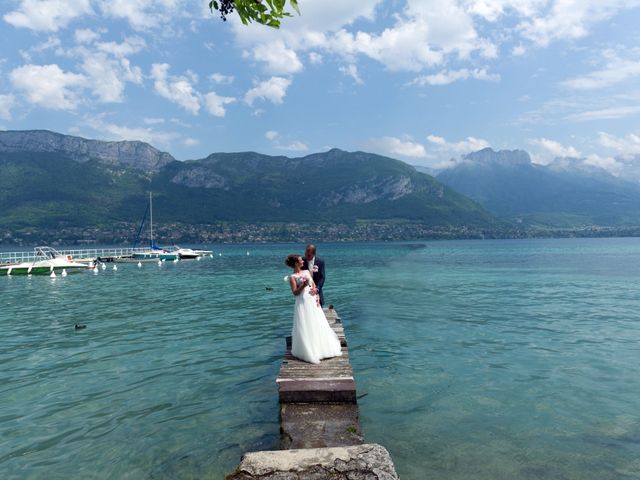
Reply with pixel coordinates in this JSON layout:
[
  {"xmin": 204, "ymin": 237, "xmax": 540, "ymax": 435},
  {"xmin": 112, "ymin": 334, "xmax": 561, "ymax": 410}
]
[{"xmin": 277, "ymin": 308, "xmax": 357, "ymax": 404}]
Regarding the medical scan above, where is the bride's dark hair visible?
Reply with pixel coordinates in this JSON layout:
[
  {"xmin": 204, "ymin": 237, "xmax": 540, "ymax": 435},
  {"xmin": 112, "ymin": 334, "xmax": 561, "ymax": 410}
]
[{"xmin": 285, "ymin": 254, "xmax": 300, "ymax": 268}]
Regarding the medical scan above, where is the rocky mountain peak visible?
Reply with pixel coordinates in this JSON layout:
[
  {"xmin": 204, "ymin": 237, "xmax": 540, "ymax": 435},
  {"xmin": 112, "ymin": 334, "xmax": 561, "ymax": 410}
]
[
  {"xmin": 0, "ymin": 130, "xmax": 175, "ymax": 174},
  {"xmin": 461, "ymin": 148, "xmax": 531, "ymax": 167}
]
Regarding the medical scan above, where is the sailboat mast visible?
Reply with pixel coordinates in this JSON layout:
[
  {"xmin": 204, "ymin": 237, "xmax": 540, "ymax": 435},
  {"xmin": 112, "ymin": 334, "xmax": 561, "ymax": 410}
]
[{"xmin": 149, "ymin": 192, "xmax": 153, "ymax": 248}]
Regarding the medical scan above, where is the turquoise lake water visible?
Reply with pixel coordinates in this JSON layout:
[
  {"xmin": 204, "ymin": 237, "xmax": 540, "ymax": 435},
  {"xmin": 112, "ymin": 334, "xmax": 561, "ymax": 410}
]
[{"xmin": 1, "ymin": 238, "xmax": 640, "ymax": 479}]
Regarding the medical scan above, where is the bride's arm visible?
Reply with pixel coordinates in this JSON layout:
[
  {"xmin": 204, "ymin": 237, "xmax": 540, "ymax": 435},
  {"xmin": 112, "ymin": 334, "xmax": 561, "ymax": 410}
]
[{"xmin": 289, "ymin": 275, "xmax": 308, "ymax": 295}]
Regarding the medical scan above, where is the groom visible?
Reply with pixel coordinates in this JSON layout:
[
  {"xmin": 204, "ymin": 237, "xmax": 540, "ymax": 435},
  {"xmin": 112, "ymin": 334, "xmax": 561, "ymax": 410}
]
[{"xmin": 302, "ymin": 244, "xmax": 325, "ymax": 307}]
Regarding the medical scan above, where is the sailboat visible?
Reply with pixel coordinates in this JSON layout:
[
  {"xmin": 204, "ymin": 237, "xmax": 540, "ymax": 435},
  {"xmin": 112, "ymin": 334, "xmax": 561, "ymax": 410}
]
[{"xmin": 131, "ymin": 193, "xmax": 178, "ymax": 261}]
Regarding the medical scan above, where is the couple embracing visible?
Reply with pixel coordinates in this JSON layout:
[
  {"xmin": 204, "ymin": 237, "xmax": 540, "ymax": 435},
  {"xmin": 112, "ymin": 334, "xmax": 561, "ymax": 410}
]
[{"xmin": 285, "ymin": 244, "xmax": 341, "ymax": 365}]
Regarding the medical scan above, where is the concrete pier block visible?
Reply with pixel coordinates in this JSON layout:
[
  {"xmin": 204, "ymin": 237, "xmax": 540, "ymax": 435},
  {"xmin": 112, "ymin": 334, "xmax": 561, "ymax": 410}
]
[{"xmin": 225, "ymin": 444, "xmax": 399, "ymax": 480}]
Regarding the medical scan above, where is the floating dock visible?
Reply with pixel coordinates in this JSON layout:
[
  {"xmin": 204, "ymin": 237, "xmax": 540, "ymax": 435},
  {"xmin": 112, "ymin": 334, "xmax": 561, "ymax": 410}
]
[{"xmin": 226, "ymin": 307, "xmax": 399, "ymax": 479}]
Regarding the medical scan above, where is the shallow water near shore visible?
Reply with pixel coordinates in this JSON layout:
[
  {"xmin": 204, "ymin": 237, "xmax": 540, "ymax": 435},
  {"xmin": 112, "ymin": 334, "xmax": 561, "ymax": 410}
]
[{"xmin": 1, "ymin": 238, "xmax": 640, "ymax": 479}]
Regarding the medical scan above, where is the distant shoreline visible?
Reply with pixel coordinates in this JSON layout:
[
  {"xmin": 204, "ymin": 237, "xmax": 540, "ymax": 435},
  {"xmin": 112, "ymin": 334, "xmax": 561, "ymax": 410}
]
[{"xmin": 4, "ymin": 221, "xmax": 640, "ymax": 246}]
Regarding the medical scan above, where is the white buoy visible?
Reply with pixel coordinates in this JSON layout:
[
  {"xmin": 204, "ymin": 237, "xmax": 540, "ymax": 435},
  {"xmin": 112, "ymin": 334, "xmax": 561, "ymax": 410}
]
[
  {"xmin": 246, "ymin": 251, "xmax": 250, "ymax": 256},
  {"xmin": 93, "ymin": 265, "xmax": 99, "ymax": 273},
  {"xmin": 196, "ymin": 256, "xmax": 201, "ymax": 261},
  {"xmin": 218, "ymin": 253, "xmax": 222, "ymax": 257},
  {"xmin": 173, "ymin": 258, "xmax": 179, "ymax": 263},
  {"xmin": 283, "ymin": 275, "xmax": 289, "ymax": 282},
  {"xmin": 137, "ymin": 261, "xmax": 142, "ymax": 268},
  {"xmin": 7, "ymin": 267, "xmax": 12, "ymax": 276},
  {"xmin": 113, "ymin": 264, "xmax": 118, "ymax": 271},
  {"xmin": 101, "ymin": 263, "xmax": 106, "ymax": 270},
  {"xmin": 27, "ymin": 266, "xmax": 32, "ymax": 274},
  {"xmin": 61, "ymin": 269, "xmax": 67, "ymax": 277},
  {"xmin": 158, "ymin": 260, "xmax": 162, "ymax": 266},
  {"xmin": 50, "ymin": 271, "xmax": 57, "ymax": 278}
]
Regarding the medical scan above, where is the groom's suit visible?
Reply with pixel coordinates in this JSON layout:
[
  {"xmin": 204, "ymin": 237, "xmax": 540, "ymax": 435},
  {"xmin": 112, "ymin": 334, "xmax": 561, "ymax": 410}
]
[{"xmin": 303, "ymin": 256, "xmax": 325, "ymax": 306}]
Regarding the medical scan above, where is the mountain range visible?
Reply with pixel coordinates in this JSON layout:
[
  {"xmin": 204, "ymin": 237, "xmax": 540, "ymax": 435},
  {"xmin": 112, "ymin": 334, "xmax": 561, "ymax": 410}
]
[
  {"xmin": 436, "ymin": 148, "xmax": 640, "ymax": 228},
  {"xmin": 0, "ymin": 130, "xmax": 498, "ymax": 233},
  {"xmin": 3, "ymin": 130, "xmax": 640, "ymax": 240}
]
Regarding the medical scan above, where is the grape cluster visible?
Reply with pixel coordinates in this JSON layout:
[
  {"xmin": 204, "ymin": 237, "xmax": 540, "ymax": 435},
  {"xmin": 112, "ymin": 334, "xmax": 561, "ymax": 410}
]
[{"xmin": 210, "ymin": 0, "xmax": 236, "ymax": 21}]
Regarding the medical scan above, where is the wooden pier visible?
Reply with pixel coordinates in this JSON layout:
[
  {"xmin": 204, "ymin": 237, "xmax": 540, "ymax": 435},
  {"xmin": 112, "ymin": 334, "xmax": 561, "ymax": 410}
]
[{"xmin": 227, "ymin": 307, "xmax": 399, "ymax": 479}]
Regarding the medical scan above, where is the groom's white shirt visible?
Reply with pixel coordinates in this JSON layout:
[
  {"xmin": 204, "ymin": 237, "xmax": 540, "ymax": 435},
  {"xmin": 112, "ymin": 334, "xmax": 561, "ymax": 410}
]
[{"xmin": 308, "ymin": 256, "xmax": 315, "ymax": 274}]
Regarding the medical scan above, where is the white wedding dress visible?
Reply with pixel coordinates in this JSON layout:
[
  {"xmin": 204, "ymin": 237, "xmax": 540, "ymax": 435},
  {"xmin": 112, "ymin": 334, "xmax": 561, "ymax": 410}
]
[{"xmin": 291, "ymin": 271, "xmax": 342, "ymax": 364}]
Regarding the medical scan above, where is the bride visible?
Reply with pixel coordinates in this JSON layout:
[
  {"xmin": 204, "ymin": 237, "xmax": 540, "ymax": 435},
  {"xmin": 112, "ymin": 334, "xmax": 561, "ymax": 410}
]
[{"xmin": 286, "ymin": 254, "xmax": 342, "ymax": 364}]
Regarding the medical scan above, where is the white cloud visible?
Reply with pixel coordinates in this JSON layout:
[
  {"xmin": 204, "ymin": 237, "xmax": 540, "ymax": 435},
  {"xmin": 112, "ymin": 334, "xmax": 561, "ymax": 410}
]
[
  {"xmin": 144, "ymin": 117, "xmax": 165, "ymax": 125},
  {"xmin": 204, "ymin": 91, "xmax": 235, "ymax": 117},
  {"xmin": 529, "ymin": 137, "xmax": 581, "ymax": 163},
  {"xmin": 75, "ymin": 28, "xmax": 101, "ymax": 44},
  {"xmin": 230, "ymin": 1, "xmax": 381, "ymax": 47},
  {"xmin": 250, "ymin": 40, "xmax": 303, "ymax": 75},
  {"xmin": 97, "ymin": 0, "xmax": 190, "ymax": 31},
  {"xmin": 265, "ymin": 130, "xmax": 279, "ymax": 141},
  {"xmin": 583, "ymin": 153, "xmax": 622, "ymax": 173},
  {"xmin": 411, "ymin": 68, "xmax": 499, "ymax": 86},
  {"xmin": 0, "ymin": 94, "xmax": 16, "ymax": 120},
  {"xmin": 566, "ymin": 105, "xmax": 640, "ymax": 122},
  {"xmin": 95, "ymin": 36, "xmax": 146, "ymax": 57},
  {"xmin": 223, "ymin": 0, "xmax": 640, "ymax": 92},
  {"xmin": 81, "ymin": 54, "xmax": 126, "ymax": 103},
  {"xmin": 244, "ymin": 76, "xmax": 292, "ymax": 106},
  {"xmin": 151, "ymin": 63, "xmax": 201, "ymax": 114},
  {"xmin": 597, "ymin": 131, "xmax": 640, "ymax": 157},
  {"xmin": 427, "ymin": 134, "xmax": 490, "ymax": 155},
  {"xmin": 30, "ymin": 32, "xmax": 145, "ymax": 105},
  {"xmin": 424, "ymin": 134, "xmax": 491, "ymax": 167},
  {"xmin": 518, "ymin": 0, "xmax": 640, "ymax": 47},
  {"xmin": 511, "ymin": 43, "xmax": 527, "ymax": 56},
  {"xmin": 426, "ymin": 135, "xmax": 446, "ymax": 146},
  {"xmin": 20, "ymin": 36, "xmax": 62, "ymax": 62},
  {"xmin": 80, "ymin": 54, "xmax": 141, "ymax": 103},
  {"xmin": 277, "ymin": 141, "xmax": 308, "ymax": 152},
  {"xmin": 10, "ymin": 64, "xmax": 87, "ymax": 110},
  {"xmin": 84, "ymin": 115, "xmax": 180, "ymax": 147},
  {"xmin": 230, "ymin": 0, "xmax": 500, "ymax": 75},
  {"xmin": 183, "ymin": 137, "xmax": 199, "ymax": 146},
  {"xmin": 309, "ymin": 52, "xmax": 323, "ymax": 64},
  {"xmin": 366, "ymin": 136, "xmax": 428, "ymax": 158},
  {"xmin": 339, "ymin": 64, "xmax": 364, "ymax": 85},
  {"xmin": 561, "ymin": 50, "xmax": 640, "ymax": 90},
  {"xmin": 264, "ymin": 129, "xmax": 308, "ymax": 151},
  {"xmin": 209, "ymin": 73, "xmax": 235, "ymax": 85},
  {"xmin": 4, "ymin": 0, "xmax": 92, "ymax": 32},
  {"xmin": 322, "ymin": 0, "xmax": 499, "ymax": 72}
]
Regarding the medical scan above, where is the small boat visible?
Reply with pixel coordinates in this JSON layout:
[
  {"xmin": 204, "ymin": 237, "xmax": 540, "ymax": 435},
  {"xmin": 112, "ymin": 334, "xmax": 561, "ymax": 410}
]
[
  {"xmin": 173, "ymin": 246, "xmax": 215, "ymax": 259},
  {"xmin": 0, "ymin": 247, "xmax": 93, "ymax": 276},
  {"xmin": 174, "ymin": 246, "xmax": 199, "ymax": 259},
  {"xmin": 132, "ymin": 249, "xmax": 177, "ymax": 261},
  {"xmin": 172, "ymin": 247, "xmax": 214, "ymax": 259}
]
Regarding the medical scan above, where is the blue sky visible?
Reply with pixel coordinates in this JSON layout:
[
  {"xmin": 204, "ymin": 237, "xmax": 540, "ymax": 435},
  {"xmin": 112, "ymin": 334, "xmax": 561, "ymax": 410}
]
[{"xmin": 1, "ymin": 0, "xmax": 640, "ymax": 176}]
